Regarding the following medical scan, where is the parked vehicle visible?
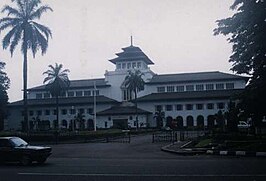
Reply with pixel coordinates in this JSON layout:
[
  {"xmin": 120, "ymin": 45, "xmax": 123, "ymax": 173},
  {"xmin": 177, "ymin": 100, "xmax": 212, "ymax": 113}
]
[
  {"xmin": 237, "ymin": 121, "xmax": 250, "ymax": 129},
  {"xmin": 0, "ymin": 137, "xmax": 52, "ymax": 165}
]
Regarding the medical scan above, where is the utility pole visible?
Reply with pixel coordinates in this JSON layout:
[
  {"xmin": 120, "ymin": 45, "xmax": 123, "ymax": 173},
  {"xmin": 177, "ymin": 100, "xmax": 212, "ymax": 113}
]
[{"xmin": 94, "ymin": 81, "xmax": 97, "ymax": 131}]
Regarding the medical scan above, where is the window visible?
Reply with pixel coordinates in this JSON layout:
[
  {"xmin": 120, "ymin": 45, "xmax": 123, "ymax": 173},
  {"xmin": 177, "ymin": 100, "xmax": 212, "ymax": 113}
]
[
  {"xmin": 61, "ymin": 109, "xmax": 67, "ymax": 115},
  {"xmin": 226, "ymin": 83, "xmax": 234, "ymax": 89},
  {"xmin": 84, "ymin": 90, "xmax": 91, "ymax": 96},
  {"xmin": 157, "ymin": 87, "xmax": 165, "ymax": 93},
  {"xmin": 207, "ymin": 103, "xmax": 214, "ymax": 109},
  {"xmin": 53, "ymin": 110, "xmax": 57, "ymax": 115},
  {"xmin": 166, "ymin": 105, "xmax": 173, "ymax": 111},
  {"xmin": 122, "ymin": 63, "xmax": 126, "ymax": 69},
  {"xmin": 117, "ymin": 63, "xmax": 121, "ymax": 69},
  {"xmin": 79, "ymin": 108, "xmax": 85, "ymax": 114},
  {"xmin": 196, "ymin": 104, "xmax": 204, "ymax": 110},
  {"xmin": 216, "ymin": 83, "xmax": 224, "ymax": 90},
  {"xmin": 176, "ymin": 104, "xmax": 183, "ymax": 111},
  {"xmin": 37, "ymin": 110, "xmax": 42, "ymax": 116},
  {"xmin": 186, "ymin": 104, "xmax": 193, "ymax": 110},
  {"xmin": 176, "ymin": 86, "xmax": 184, "ymax": 92},
  {"xmin": 36, "ymin": 93, "xmax": 42, "ymax": 99},
  {"xmin": 45, "ymin": 110, "xmax": 50, "ymax": 115},
  {"xmin": 76, "ymin": 91, "xmax": 82, "ymax": 97},
  {"xmin": 132, "ymin": 62, "xmax": 136, "ymax": 68},
  {"xmin": 43, "ymin": 93, "xmax": 50, "ymax": 98},
  {"xmin": 137, "ymin": 62, "xmax": 141, "ymax": 68},
  {"xmin": 29, "ymin": 111, "xmax": 34, "ymax": 116},
  {"xmin": 105, "ymin": 122, "xmax": 108, "ymax": 128},
  {"xmin": 155, "ymin": 105, "xmax": 162, "ymax": 111},
  {"xmin": 92, "ymin": 90, "xmax": 99, "ymax": 96},
  {"xmin": 186, "ymin": 85, "xmax": 194, "ymax": 91},
  {"xmin": 68, "ymin": 91, "xmax": 74, "ymax": 97},
  {"xmin": 70, "ymin": 109, "xmax": 76, "ymax": 115},
  {"xmin": 127, "ymin": 63, "xmax": 131, "ymax": 69},
  {"xmin": 217, "ymin": 102, "xmax": 225, "ymax": 109},
  {"xmin": 167, "ymin": 86, "xmax": 175, "ymax": 92},
  {"xmin": 206, "ymin": 84, "xmax": 214, "ymax": 90},
  {"xmin": 87, "ymin": 108, "xmax": 93, "ymax": 114},
  {"xmin": 196, "ymin": 84, "xmax": 204, "ymax": 91}
]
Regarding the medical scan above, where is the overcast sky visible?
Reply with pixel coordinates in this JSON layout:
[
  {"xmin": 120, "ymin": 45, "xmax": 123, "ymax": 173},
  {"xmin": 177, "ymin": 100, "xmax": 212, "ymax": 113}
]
[{"xmin": 0, "ymin": 0, "xmax": 235, "ymax": 102}]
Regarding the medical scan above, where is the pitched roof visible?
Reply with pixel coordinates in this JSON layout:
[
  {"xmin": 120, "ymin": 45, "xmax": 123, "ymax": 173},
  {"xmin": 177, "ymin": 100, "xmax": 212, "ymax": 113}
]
[
  {"xmin": 109, "ymin": 45, "xmax": 154, "ymax": 65},
  {"xmin": 137, "ymin": 89, "xmax": 243, "ymax": 102},
  {"xmin": 97, "ymin": 104, "xmax": 152, "ymax": 116},
  {"xmin": 147, "ymin": 71, "xmax": 249, "ymax": 84},
  {"xmin": 28, "ymin": 78, "xmax": 110, "ymax": 91},
  {"xmin": 8, "ymin": 96, "xmax": 118, "ymax": 108}
]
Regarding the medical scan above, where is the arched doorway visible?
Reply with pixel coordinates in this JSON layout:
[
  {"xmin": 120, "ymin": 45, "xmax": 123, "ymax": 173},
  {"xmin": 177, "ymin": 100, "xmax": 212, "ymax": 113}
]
[
  {"xmin": 87, "ymin": 119, "xmax": 94, "ymax": 130},
  {"xmin": 197, "ymin": 115, "xmax": 204, "ymax": 129},
  {"xmin": 166, "ymin": 116, "xmax": 173, "ymax": 128},
  {"xmin": 176, "ymin": 116, "xmax": 183, "ymax": 129},
  {"xmin": 186, "ymin": 116, "xmax": 194, "ymax": 127},
  {"xmin": 53, "ymin": 120, "xmax": 58, "ymax": 129},
  {"xmin": 61, "ymin": 120, "xmax": 68, "ymax": 129},
  {"xmin": 207, "ymin": 115, "xmax": 215, "ymax": 129}
]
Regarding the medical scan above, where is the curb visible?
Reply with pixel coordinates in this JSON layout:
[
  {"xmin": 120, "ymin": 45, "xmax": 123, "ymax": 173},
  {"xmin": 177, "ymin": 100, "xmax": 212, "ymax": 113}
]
[
  {"xmin": 161, "ymin": 143, "xmax": 266, "ymax": 157},
  {"xmin": 161, "ymin": 142, "xmax": 206, "ymax": 155},
  {"xmin": 206, "ymin": 150, "xmax": 266, "ymax": 157}
]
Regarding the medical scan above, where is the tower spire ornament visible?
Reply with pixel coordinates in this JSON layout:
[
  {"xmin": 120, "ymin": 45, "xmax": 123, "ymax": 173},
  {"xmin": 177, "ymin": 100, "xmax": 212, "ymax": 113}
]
[{"xmin": 130, "ymin": 35, "xmax": 133, "ymax": 46}]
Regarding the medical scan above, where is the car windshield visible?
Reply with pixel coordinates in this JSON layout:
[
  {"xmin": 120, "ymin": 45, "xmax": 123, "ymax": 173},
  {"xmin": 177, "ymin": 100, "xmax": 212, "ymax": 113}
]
[{"xmin": 10, "ymin": 137, "xmax": 28, "ymax": 147}]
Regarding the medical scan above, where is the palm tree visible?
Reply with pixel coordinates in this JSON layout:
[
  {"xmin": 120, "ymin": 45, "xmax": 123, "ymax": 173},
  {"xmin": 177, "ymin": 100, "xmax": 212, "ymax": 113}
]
[
  {"xmin": 0, "ymin": 0, "xmax": 53, "ymax": 133},
  {"xmin": 124, "ymin": 70, "xmax": 145, "ymax": 129},
  {"xmin": 43, "ymin": 63, "xmax": 70, "ymax": 130}
]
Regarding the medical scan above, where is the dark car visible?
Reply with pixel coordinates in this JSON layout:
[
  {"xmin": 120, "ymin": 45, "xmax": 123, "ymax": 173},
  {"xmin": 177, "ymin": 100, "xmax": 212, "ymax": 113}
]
[{"xmin": 0, "ymin": 137, "xmax": 52, "ymax": 165}]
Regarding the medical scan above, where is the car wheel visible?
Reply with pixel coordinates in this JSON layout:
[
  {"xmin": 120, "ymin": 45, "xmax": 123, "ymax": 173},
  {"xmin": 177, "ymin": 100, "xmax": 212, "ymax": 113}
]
[
  {"xmin": 20, "ymin": 155, "xmax": 32, "ymax": 166},
  {"xmin": 37, "ymin": 158, "xmax": 47, "ymax": 164}
]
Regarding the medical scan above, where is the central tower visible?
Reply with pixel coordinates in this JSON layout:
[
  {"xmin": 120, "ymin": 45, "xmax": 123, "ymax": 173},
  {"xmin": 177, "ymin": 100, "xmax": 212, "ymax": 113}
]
[{"xmin": 104, "ymin": 38, "xmax": 155, "ymax": 101}]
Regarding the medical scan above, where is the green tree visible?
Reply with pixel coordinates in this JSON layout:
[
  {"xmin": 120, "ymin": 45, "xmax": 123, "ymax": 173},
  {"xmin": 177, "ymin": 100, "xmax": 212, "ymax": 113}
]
[
  {"xmin": 124, "ymin": 70, "xmax": 145, "ymax": 129},
  {"xmin": 214, "ymin": 0, "xmax": 266, "ymax": 126},
  {"xmin": 0, "ymin": 62, "xmax": 10, "ymax": 131},
  {"xmin": 0, "ymin": 0, "xmax": 53, "ymax": 133},
  {"xmin": 43, "ymin": 63, "xmax": 70, "ymax": 130}
]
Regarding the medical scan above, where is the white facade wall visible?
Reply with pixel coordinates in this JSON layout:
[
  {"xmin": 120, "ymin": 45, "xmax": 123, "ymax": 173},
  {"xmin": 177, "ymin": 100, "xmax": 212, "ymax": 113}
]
[{"xmin": 139, "ymin": 99, "xmax": 229, "ymax": 127}]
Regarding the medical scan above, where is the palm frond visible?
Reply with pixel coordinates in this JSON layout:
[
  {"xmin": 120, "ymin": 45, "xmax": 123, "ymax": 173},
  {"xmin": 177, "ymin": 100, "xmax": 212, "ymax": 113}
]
[
  {"xmin": 32, "ymin": 21, "xmax": 52, "ymax": 39},
  {"xmin": 10, "ymin": 26, "xmax": 22, "ymax": 56},
  {"xmin": 34, "ymin": 27, "xmax": 48, "ymax": 55},
  {"xmin": 27, "ymin": 0, "xmax": 41, "ymax": 17},
  {"xmin": 29, "ymin": 5, "xmax": 53, "ymax": 20},
  {"xmin": 1, "ymin": 5, "xmax": 23, "ymax": 18},
  {"xmin": 2, "ymin": 25, "xmax": 19, "ymax": 49}
]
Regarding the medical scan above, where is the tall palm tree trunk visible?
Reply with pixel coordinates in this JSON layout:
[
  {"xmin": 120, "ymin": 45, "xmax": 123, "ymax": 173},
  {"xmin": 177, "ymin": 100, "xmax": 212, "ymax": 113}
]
[
  {"xmin": 134, "ymin": 89, "xmax": 138, "ymax": 130},
  {"xmin": 56, "ymin": 95, "xmax": 59, "ymax": 129},
  {"xmin": 23, "ymin": 48, "xmax": 29, "ymax": 135}
]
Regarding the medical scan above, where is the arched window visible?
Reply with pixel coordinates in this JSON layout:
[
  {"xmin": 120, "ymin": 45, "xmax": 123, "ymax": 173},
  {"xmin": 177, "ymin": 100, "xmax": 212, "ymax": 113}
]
[
  {"xmin": 176, "ymin": 116, "xmax": 183, "ymax": 129},
  {"xmin": 62, "ymin": 120, "xmax": 68, "ymax": 128},
  {"xmin": 197, "ymin": 115, "xmax": 204, "ymax": 129},
  {"xmin": 186, "ymin": 116, "xmax": 194, "ymax": 127},
  {"xmin": 166, "ymin": 116, "xmax": 173, "ymax": 127}
]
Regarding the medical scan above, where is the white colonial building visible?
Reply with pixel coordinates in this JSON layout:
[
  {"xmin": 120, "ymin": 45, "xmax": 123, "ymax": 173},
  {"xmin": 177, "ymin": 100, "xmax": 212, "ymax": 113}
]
[{"xmin": 7, "ymin": 42, "xmax": 248, "ymax": 131}]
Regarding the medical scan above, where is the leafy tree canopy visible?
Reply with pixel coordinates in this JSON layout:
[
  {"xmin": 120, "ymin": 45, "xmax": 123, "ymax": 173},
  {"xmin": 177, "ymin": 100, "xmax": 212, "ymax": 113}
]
[
  {"xmin": 214, "ymin": 0, "xmax": 266, "ymax": 120},
  {"xmin": 0, "ymin": 61, "xmax": 10, "ymax": 129}
]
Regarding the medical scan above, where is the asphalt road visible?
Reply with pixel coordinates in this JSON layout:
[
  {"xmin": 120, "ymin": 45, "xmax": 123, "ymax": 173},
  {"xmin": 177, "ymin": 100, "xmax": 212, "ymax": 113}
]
[{"xmin": 1, "ymin": 134, "xmax": 266, "ymax": 181}]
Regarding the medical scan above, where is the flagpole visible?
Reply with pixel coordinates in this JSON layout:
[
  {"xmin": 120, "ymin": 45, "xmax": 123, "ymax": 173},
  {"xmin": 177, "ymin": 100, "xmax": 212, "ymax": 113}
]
[{"xmin": 94, "ymin": 81, "xmax": 97, "ymax": 131}]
